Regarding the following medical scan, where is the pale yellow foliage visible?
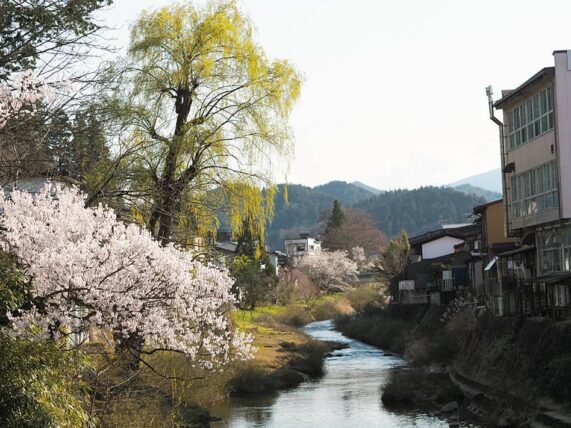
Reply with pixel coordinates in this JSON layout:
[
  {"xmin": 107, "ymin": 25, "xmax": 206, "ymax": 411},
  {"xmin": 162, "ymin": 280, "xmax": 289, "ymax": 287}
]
[{"xmin": 115, "ymin": 0, "xmax": 301, "ymax": 244}]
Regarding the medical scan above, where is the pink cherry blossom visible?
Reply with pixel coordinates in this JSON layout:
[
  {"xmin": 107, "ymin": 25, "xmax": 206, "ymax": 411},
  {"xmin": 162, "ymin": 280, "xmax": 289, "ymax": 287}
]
[
  {"xmin": 0, "ymin": 70, "xmax": 43, "ymax": 129},
  {"xmin": 1, "ymin": 184, "xmax": 253, "ymax": 368},
  {"xmin": 298, "ymin": 250, "xmax": 359, "ymax": 293}
]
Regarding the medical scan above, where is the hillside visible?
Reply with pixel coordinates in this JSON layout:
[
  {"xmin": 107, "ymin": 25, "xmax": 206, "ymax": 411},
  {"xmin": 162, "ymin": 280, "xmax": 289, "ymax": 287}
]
[
  {"xmin": 264, "ymin": 183, "xmax": 487, "ymax": 249},
  {"xmin": 453, "ymin": 183, "xmax": 501, "ymax": 202},
  {"xmin": 351, "ymin": 181, "xmax": 383, "ymax": 195},
  {"xmin": 313, "ymin": 181, "xmax": 375, "ymax": 205},
  {"xmin": 449, "ymin": 168, "xmax": 502, "ymax": 193},
  {"xmin": 354, "ymin": 186, "xmax": 486, "ymax": 238},
  {"xmin": 266, "ymin": 184, "xmax": 334, "ymax": 249}
]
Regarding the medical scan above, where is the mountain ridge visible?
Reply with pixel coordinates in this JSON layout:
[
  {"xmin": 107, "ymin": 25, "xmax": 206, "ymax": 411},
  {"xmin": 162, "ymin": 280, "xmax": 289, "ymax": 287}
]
[
  {"xmin": 449, "ymin": 168, "xmax": 502, "ymax": 193},
  {"xmin": 264, "ymin": 181, "xmax": 487, "ymax": 250}
]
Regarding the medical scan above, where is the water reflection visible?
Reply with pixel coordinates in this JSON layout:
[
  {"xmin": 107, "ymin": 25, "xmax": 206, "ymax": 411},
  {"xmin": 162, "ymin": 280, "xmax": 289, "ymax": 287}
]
[{"xmin": 210, "ymin": 320, "xmax": 451, "ymax": 428}]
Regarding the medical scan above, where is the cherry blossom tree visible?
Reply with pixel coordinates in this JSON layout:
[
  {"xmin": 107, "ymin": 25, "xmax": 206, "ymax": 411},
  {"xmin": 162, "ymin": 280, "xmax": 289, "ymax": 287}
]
[
  {"xmin": 1, "ymin": 184, "xmax": 252, "ymax": 371},
  {"xmin": 298, "ymin": 250, "xmax": 358, "ymax": 293},
  {"xmin": 0, "ymin": 70, "xmax": 42, "ymax": 129},
  {"xmin": 350, "ymin": 246, "xmax": 369, "ymax": 269}
]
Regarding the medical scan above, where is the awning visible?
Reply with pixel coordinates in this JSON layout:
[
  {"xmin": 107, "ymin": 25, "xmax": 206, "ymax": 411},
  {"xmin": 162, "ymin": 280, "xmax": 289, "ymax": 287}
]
[
  {"xmin": 484, "ymin": 256, "xmax": 498, "ymax": 271},
  {"xmin": 525, "ymin": 271, "xmax": 571, "ymax": 284},
  {"xmin": 497, "ymin": 246, "xmax": 535, "ymax": 257}
]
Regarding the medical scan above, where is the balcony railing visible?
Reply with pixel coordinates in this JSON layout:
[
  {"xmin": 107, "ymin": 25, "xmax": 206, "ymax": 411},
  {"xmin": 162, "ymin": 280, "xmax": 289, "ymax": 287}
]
[{"xmin": 398, "ymin": 280, "xmax": 415, "ymax": 291}]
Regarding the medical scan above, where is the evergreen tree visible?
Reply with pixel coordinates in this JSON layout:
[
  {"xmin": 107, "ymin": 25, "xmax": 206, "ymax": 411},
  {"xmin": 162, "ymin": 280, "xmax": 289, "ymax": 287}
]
[
  {"xmin": 327, "ymin": 200, "xmax": 346, "ymax": 231},
  {"xmin": 232, "ymin": 220, "xmax": 277, "ymax": 309},
  {"xmin": 235, "ymin": 220, "xmax": 260, "ymax": 259}
]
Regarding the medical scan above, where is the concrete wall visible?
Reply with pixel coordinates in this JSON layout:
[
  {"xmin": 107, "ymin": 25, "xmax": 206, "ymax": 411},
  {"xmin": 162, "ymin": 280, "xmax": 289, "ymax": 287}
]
[
  {"xmin": 421, "ymin": 236, "xmax": 464, "ymax": 260},
  {"xmin": 484, "ymin": 201, "xmax": 516, "ymax": 246},
  {"xmin": 555, "ymin": 50, "xmax": 571, "ymax": 220},
  {"xmin": 501, "ymin": 79, "xmax": 559, "ymax": 230},
  {"xmin": 284, "ymin": 238, "xmax": 322, "ymax": 258}
]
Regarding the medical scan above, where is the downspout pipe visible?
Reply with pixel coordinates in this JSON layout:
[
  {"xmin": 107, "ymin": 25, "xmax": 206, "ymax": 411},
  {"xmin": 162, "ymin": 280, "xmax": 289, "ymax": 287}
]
[{"xmin": 486, "ymin": 85, "xmax": 513, "ymax": 238}]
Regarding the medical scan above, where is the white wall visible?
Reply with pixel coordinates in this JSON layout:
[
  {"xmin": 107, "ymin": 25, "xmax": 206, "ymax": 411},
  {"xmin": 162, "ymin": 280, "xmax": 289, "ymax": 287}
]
[
  {"xmin": 421, "ymin": 236, "xmax": 464, "ymax": 260},
  {"xmin": 555, "ymin": 50, "xmax": 571, "ymax": 220}
]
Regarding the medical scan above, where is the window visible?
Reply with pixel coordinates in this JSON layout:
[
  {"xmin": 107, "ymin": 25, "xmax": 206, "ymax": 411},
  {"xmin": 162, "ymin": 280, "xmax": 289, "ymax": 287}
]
[
  {"xmin": 511, "ymin": 161, "xmax": 558, "ymax": 218},
  {"xmin": 537, "ymin": 226, "xmax": 571, "ymax": 274},
  {"xmin": 508, "ymin": 86, "xmax": 554, "ymax": 150}
]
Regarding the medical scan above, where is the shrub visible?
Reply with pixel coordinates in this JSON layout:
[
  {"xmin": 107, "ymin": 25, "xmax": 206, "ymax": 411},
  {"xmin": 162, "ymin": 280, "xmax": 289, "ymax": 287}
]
[
  {"xmin": 273, "ymin": 306, "xmax": 313, "ymax": 327},
  {"xmin": 312, "ymin": 300, "xmax": 341, "ymax": 321},
  {"xmin": 345, "ymin": 284, "xmax": 383, "ymax": 312},
  {"xmin": 0, "ymin": 331, "xmax": 90, "ymax": 428},
  {"xmin": 229, "ymin": 364, "xmax": 276, "ymax": 396},
  {"xmin": 544, "ymin": 356, "xmax": 571, "ymax": 403},
  {"xmin": 291, "ymin": 341, "xmax": 329, "ymax": 378},
  {"xmin": 381, "ymin": 368, "xmax": 462, "ymax": 408}
]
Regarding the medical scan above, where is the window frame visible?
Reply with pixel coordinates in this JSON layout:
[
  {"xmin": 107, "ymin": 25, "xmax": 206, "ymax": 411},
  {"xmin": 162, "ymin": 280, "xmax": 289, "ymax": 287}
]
[{"xmin": 507, "ymin": 86, "xmax": 554, "ymax": 150}]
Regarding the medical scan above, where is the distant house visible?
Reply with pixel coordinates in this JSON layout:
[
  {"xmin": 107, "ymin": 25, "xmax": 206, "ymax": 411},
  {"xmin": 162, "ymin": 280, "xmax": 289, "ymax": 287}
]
[
  {"xmin": 213, "ymin": 239, "xmax": 238, "ymax": 268},
  {"xmin": 1, "ymin": 176, "xmax": 71, "ymax": 205},
  {"xmin": 397, "ymin": 224, "xmax": 480, "ymax": 305},
  {"xmin": 284, "ymin": 233, "xmax": 321, "ymax": 264},
  {"xmin": 213, "ymin": 236, "xmax": 287, "ymax": 277},
  {"xmin": 471, "ymin": 200, "xmax": 518, "ymax": 315},
  {"xmin": 409, "ymin": 224, "xmax": 476, "ymax": 261},
  {"xmin": 267, "ymin": 250, "xmax": 288, "ymax": 276}
]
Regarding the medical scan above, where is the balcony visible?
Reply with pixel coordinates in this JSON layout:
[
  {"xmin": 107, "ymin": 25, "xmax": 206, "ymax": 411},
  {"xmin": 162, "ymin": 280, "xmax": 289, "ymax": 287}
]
[{"xmin": 398, "ymin": 280, "xmax": 415, "ymax": 291}]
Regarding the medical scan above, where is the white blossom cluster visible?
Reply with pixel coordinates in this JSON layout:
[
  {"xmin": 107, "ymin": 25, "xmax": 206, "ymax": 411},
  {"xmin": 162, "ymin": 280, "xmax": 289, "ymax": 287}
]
[
  {"xmin": 299, "ymin": 250, "xmax": 359, "ymax": 293},
  {"xmin": 0, "ymin": 70, "xmax": 43, "ymax": 129},
  {"xmin": 1, "ymin": 185, "xmax": 253, "ymax": 367}
]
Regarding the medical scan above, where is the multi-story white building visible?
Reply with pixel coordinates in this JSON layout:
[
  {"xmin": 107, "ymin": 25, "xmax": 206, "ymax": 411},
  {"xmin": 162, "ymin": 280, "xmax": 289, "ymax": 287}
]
[
  {"xmin": 284, "ymin": 233, "xmax": 321, "ymax": 264},
  {"xmin": 490, "ymin": 50, "xmax": 571, "ymax": 316}
]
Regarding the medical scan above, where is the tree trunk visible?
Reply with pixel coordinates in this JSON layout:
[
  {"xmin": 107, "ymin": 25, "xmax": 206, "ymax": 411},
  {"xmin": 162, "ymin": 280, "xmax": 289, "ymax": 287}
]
[
  {"xmin": 114, "ymin": 332, "xmax": 144, "ymax": 371},
  {"xmin": 150, "ymin": 84, "xmax": 196, "ymax": 244}
]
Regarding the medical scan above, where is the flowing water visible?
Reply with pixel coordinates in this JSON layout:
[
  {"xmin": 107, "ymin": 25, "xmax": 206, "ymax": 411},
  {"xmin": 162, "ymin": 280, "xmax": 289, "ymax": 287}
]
[{"xmin": 210, "ymin": 320, "xmax": 464, "ymax": 427}]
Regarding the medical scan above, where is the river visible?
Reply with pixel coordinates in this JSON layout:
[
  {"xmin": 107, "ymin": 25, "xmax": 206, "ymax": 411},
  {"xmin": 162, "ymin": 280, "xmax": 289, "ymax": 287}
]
[{"xmin": 210, "ymin": 320, "xmax": 469, "ymax": 427}]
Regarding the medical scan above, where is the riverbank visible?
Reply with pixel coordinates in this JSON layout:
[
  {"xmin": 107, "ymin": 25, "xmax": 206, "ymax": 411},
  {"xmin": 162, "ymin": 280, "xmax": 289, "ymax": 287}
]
[
  {"xmin": 210, "ymin": 320, "xmax": 456, "ymax": 427},
  {"xmin": 335, "ymin": 302, "xmax": 571, "ymax": 427},
  {"xmin": 176, "ymin": 295, "xmax": 355, "ymax": 425},
  {"xmin": 227, "ymin": 304, "xmax": 350, "ymax": 397}
]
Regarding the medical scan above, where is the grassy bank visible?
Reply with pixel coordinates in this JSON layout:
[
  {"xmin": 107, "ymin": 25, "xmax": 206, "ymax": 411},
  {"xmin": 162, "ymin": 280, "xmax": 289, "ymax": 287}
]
[{"xmin": 78, "ymin": 288, "xmax": 376, "ymax": 426}]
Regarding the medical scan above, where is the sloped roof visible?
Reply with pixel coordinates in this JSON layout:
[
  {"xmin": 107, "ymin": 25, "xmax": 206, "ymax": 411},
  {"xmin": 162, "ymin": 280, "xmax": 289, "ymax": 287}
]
[
  {"xmin": 409, "ymin": 224, "xmax": 480, "ymax": 246},
  {"xmin": 494, "ymin": 67, "xmax": 555, "ymax": 109}
]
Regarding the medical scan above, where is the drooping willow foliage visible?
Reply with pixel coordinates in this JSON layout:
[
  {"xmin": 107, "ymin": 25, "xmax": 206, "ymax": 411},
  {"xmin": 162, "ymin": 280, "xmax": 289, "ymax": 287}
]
[{"xmin": 106, "ymin": 0, "xmax": 302, "ymax": 245}]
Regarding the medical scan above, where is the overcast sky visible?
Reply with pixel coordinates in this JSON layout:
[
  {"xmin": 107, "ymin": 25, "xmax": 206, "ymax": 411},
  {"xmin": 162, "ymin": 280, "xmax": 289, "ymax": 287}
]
[{"xmin": 97, "ymin": 0, "xmax": 571, "ymax": 190}]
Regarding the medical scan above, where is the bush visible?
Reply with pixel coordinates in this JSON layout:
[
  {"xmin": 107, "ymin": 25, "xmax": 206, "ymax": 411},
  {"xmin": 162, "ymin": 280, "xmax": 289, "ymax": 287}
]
[
  {"xmin": 312, "ymin": 300, "xmax": 341, "ymax": 321},
  {"xmin": 229, "ymin": 364, "xmax": 277, "ymax": 395},
  {"xmin": 229, "ymin": 340, "xmax": 329, "ymax": 397},
  {"xmin": 405, "ymin": 312, "xmax": 475, "ymax": 367},
  {"xmin": 290, "ymin": 341, "xmax": 329, "ymax": 378},
  {"xmin": 273, "ymin": 306, "xmax": 313, "ymax": 327},
  {"xmin": 381, "ymin": 368, "xmax": 462, "ymax": 408},
  {"xmin": 334, "ymin": 309, "xmax": 415, "ymax": 354},
  {"xmin": 345, "ymin": 284, "xmax": 383, "ymax": 312},
  {"xmin": 0, "ymin": 331, "xmax": 90, "ymax": 428}
]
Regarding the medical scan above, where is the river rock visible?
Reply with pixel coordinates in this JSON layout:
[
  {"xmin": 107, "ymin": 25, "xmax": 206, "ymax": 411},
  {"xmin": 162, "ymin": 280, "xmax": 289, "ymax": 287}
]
[{"xmin": 440, "ymin": 401, "xmax": 459, "ymax": 413}]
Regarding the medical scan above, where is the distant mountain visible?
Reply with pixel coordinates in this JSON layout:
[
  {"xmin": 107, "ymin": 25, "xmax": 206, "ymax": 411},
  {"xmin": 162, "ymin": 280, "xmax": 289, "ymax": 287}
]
[
  {"xmin": 449, "ymin": 168, "xmax": 502, "ymax": 193},
  {"xmin": 452, "ymin": 183, "xmax": 502, "ymax": 202},
  {"xmin": 351, "ymin": 181, "xmax": 383, "ymax": 195},
  {"xmin": 266, "ymin": 181, "xmax": 377, "ymax": 249},
  {"xmin": 263, "ymin": 183, "xmax": 487, "ymax": 249},
  {"xmin": 266, "ymin": 184, "xmax": 334, "ymax": 250},
  {"xmin": 354, "ymin": 186, "xmax": 486, "ymax": 238},
  {"xmin": 313, "ymin": 181, "xmax": 375, "ymax": 205}
]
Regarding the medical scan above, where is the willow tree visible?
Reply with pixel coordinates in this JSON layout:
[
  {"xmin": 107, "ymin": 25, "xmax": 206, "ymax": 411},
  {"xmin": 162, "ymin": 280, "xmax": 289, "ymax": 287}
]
[{"xmin": 110, "ymin": 0, "xmax": 302, "ymax": 244}]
